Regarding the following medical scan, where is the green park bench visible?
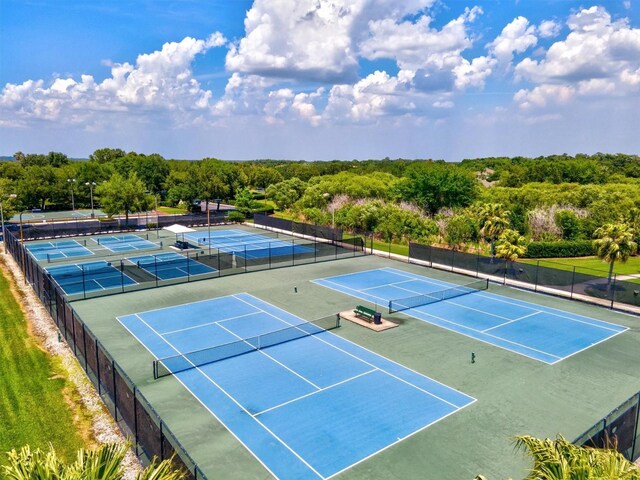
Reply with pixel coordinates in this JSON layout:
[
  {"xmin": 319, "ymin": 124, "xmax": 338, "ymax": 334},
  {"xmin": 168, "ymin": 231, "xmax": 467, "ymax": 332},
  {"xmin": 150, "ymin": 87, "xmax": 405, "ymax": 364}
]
[{"xmin": 354, "ymin": 305, "xmax": 380, "ymax": 323}]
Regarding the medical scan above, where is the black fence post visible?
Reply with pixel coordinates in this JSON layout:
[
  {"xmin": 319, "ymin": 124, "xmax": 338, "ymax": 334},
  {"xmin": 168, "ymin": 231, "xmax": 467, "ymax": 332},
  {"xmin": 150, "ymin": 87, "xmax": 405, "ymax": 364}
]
[
  {"xmin": 534, "ymin": 260, "xmax": 540, "ymax": 292},
  {"xmin": 95, "ymin": 339, "xmax": 101, "ymax": 395},
  {"xmin": 120, "ymin": 259, "xmax": 125, "ymax": 293},
  {"xmin": 611, "ymin": 274, "xmax": 618, "ymax": 309},
  {"xmin": 82, "ymin": 324, "xmax": 88, "ymax": 371},
  {"xmin": 112, "ymin": 360, "xmax": 118, "ymax": 421},
  {"xmin": 133, "ymin": 387, "xmax": 139, "ymax": 456},
  {"xmin": 186, "ymin": 251, "xmax": 191, "ymax": 281},
  {"xmin": 82, "ymin": 265, "xmax": 87, "ymax": 300},
  {"xmin": 570, "ymin": 266, "xmax": 576, "ymax": 299}
]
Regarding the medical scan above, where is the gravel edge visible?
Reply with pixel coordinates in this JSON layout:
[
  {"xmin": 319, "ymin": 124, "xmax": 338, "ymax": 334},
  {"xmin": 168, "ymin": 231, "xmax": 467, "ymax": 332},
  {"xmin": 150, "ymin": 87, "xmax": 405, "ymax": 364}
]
[{"xmin": 0, "ymin": 248, "xmax": 142, "ymax": 478}]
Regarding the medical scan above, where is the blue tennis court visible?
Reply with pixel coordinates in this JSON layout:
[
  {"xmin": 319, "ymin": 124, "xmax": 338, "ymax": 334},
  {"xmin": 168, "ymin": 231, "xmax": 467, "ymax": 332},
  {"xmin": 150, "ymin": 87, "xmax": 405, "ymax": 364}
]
[
  {"xmin": 127, "ymin": 252, "xmax": 216, "ymax": 280},
  {"xmin": 26, "ymin": 239, "xmax": 93, "ymax": 261},
  {"xmin": 46, "ymin": 260, "xmax": 137, "ymax": 295},
  {"xmin": 184, "ymin": 229, "xmax": 312, "ymax": 259},
  {"xmin": 313, "ymin": 267, "xmax": 628, "ymax": 364},
  {"xmin": 93, "ymin": 234, "xmax": 160, "ymax": 253},
  {"xmin": 118, "ymin": 293, "xmax": 475, "ymax": 479}
]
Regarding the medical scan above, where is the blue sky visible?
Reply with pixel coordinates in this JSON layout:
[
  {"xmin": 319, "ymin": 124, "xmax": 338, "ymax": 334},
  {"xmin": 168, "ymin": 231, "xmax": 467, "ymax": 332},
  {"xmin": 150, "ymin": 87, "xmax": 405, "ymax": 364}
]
[{"xmin": 1, "ymin": 0, "xmax": 639, "ymax": 160}]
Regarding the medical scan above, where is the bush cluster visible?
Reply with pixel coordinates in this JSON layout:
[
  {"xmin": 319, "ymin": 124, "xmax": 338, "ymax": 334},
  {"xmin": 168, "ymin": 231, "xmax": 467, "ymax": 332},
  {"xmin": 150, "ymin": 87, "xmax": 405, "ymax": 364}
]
[{"xmin": 523, "ymin": 240, "xmax": 594, "ymax": 258}]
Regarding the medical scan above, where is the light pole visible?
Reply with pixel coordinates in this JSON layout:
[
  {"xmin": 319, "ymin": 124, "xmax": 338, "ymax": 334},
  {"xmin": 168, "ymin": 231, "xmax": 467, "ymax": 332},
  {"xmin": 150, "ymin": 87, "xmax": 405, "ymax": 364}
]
[
  {"xmin": 67, "ymin": 178, "xmax": 76, "ymax": 211},
  {"xmin": 0, "ymin": 193, "xmax": 17, "ymax": 254},
  {"xmin": 85, "ymin": 182, "xmax": 96, "ymax": 218}
]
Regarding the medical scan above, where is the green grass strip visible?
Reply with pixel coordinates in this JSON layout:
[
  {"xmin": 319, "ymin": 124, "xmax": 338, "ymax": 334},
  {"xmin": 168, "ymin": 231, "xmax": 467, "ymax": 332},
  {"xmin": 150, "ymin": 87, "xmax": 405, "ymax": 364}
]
[
  {"xmin": 0, "ymin": 261, "xmax": 86, "ymax": 464},
  {"xmin": 520, "ymin": 256, "xmax": 640, "ymax": 277}
]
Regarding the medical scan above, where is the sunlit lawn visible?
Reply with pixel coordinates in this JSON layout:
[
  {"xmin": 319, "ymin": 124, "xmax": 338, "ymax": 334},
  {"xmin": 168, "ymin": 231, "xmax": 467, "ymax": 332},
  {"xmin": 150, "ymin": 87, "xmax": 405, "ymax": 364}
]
[
  {"xmin": 521, "ymin": 255, "xmax": 640, "ymax": 276},
  {"xmin": 157, "ymin": 205, "xmax": 189, "ymax": 215},
  {"xmin": 0, "ymin": 261, "xmax": 87, "ymax": 464}
]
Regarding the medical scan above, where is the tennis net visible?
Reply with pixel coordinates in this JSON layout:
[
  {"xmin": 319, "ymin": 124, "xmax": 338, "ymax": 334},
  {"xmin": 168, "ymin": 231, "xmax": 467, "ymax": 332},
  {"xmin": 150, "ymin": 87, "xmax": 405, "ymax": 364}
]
[
  {"xmin": 46, "ymin": 262, "xmax": 118, "ymax": 279},
  {"xmin": 135, "ymin": 255, "xmax": 190, "ymax": 269},
  {"xmin": 388, "ymin": 279, "xmax": 489, "ymax": 313},
  {"xmin": 153, "ymin": 315, "xmax": 341, "ymax": 379}
]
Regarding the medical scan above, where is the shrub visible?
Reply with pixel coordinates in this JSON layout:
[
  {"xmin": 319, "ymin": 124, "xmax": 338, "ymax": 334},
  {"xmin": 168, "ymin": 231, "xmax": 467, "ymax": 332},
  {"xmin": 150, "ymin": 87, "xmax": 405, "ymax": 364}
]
[
  {"xmin": 523, "ymin": 240, "xmax": 594, "ymax": 258},
  {"xmin": 227, "ymin": 211, "xmax": 245, "ymax": 223}
]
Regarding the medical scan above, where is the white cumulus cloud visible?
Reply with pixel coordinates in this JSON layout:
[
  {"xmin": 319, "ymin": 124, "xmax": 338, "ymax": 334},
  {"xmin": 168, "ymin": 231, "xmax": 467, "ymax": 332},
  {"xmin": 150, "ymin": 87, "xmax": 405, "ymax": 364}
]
[
  {"xmin": 514, "ymin": 6, "xmax": 640, "ymax": 110},
  {"xmin": 487, "ymin": 16, "xmax": 538, "ymax": 65},
  {"xmin": 0, "ymin": 34, "xmax": 226, "ymax": 126}
]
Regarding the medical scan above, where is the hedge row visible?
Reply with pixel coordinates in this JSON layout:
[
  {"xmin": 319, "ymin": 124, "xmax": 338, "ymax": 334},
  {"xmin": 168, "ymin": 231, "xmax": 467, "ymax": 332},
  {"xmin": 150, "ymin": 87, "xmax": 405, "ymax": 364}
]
[{"xmin": 524, "ymin": 240, "xmax": 594, "ymax": 258}]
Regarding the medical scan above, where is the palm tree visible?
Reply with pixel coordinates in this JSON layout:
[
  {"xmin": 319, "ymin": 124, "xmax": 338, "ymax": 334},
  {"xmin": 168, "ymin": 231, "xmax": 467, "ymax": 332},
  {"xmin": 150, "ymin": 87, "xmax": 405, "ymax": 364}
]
[
  {"xmin": 477, "ymin": 203, "xmax": 511, "ymax": 258},
  {"xmin": 513, "ymin": 434, "xmax": 640, "ymax": 480},
  {"xmin": 2, "ymin": 443, "xmax": 186, "ymax": 480},
  {"xmin": 474, "ymin": 435, "xmax": 640, "ymax": 480},
  {"xmin": 495, "ymin": 229, "xmax": 528, "ymax": 276},
  {"xmin": 593, "ymin": 223, "xmax": 638, "ymax": 288}
]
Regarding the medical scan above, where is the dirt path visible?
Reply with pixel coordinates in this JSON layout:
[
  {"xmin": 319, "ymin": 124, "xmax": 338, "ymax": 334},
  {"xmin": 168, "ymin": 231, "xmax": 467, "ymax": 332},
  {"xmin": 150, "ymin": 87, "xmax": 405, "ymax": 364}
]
[{"xmin": 0, "ymin": 248, "xmax": 141, "ymax": 478}]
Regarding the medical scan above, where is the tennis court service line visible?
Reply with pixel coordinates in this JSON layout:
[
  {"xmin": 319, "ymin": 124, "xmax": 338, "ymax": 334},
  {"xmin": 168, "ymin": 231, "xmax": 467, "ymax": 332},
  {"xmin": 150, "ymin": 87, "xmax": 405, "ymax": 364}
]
[
  {"xmin": 131, "ymin": 312, "xmax": 326, "ymax": 479},
  {"xmin": 232, "ymin": 294, "xmax": 468, "ymax": 410},
  {"xmin": 214, "ymin": 320, "xmax": 323, "ymax": 390},
  {"xmin": 118, "ymin": 314, "xmax": 306, "ymax": 480},
  {"xmin": 380, "ymin": 267, "xmax": 625, "ymax": 333},
  {"xmin": 253, "ymin": 369, "xmax": 378, "ymax": 417},
  {"xmin": 161, "ymin": 311, "xmax": 260, "ymax": 336}
]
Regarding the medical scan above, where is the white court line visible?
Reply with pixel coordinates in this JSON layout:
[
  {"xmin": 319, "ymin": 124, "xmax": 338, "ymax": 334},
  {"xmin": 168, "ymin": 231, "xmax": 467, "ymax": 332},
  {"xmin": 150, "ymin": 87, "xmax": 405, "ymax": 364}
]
[
  {"xmin": 215, "ymin": 321, "xmax": 322, "ymax": 390},
  {"xmin": 119, "ymin": 293, "xmax": 477, "ymax": 479},
  {"xmin": 232, "ymin": 293, "xmax": 468, "ymax": 410},
  {"xmin": 314, "ymin": 277, "xmax": 561, "ymax": 363},
  {"xmin": 115, "ymin": 316, "xmax": 284, "ymax": 480},
  {"xmin": 162, "ymin": 311, "xmax": 259, "ymax": 336},
  {"xmin": 254, "ymin": 369, "xmax": 377, "ymax": 416},
  {"xmin": 382, "ymin": 267, "xmax": 627, "ymax": 333},
  {"xmin": 131, "ymin": 312, "xmax": 326, "ymax": 480},
  {"xmin": 482, "ymin": 311, "xmax": 542, "ymax": 333}
]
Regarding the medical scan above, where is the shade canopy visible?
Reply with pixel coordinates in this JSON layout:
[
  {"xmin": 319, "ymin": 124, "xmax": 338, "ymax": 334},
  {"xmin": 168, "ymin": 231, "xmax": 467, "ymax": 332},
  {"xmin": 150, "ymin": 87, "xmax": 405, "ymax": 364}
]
[{"xmin": 162, "ymin": 224, "xmax": 197, "ymax": 234}]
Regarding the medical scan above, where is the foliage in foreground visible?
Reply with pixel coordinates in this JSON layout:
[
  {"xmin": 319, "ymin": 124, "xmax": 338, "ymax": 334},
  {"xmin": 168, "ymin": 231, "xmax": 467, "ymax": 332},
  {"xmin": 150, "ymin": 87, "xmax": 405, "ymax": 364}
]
[
  {"xmin": 0, "ymin": 261, "xmax": 86, "ymax": 463},
  {"xmin": 1, "ymin": 443, "xmax": 186, "ymax": 480},
  {"xmin": 475, "ymin": 434, "xmax": 640, "ymax": 480}
]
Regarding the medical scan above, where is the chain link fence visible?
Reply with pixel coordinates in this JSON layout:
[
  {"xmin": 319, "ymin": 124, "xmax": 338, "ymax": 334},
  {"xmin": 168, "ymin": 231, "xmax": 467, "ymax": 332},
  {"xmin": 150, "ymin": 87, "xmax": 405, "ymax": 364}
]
[
  {"xmin": 574, "ymin": 392, "xmax": 640, "ymax": 462},
  {"xmin": 408, "ymin": 243, "xmax": 640, "ymax": 312},
  {"xmin": 5, "ymin": 228, "xmax": 208, "ymax": 479}
]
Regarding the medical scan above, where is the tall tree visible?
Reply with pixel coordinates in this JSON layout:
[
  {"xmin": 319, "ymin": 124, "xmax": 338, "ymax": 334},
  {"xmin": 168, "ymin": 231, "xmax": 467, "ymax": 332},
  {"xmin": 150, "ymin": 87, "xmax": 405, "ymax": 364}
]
[
  {"xmin": 0, "ymin": 178, "xmax": 18, "ymax": 223},
  {"xmin": 593, "ymin": 223, "xmax": 638, "ymax": 287},
  {"xmin": 96, "ymin": 172, "xmax": 152, "ymax": 225},
  {"xmin": 393, "ymin": 162, "xmax": 478, "ymax": 214},
  {"xmin": 477, "ymin": 203, "xmax": 511, "ymax": 257},
  {"xmin": 47, "ymin": 151, "xmax": 70, "ymax": 167},
  {"xmin": 89, "ymin": 148, "xmax": 126, "ymax": 164},
  {"xmin": 195, "ymin": 160, "xmax": 231, "ymax": 213},
  {"xmin": 132, "ymin": 153, "xmax": 169, "ymax": 194},
  {"xmin": 16, "ymin": 166, "xmax": 58, "ymax": 210},
  {"xmin": 266, "ymin": 178, "xmax": 307, "ymax": 210},
  {"xmin": 445, "ymin": 214, "xmax": 478, "ymax": 250},
  {"xmin": 495, "ymin": 228, "xmax": 528, "ymax": 276}
]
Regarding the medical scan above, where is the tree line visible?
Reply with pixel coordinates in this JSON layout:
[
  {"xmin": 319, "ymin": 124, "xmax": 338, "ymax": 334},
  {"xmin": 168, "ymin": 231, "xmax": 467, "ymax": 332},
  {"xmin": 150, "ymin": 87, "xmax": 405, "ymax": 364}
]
[{"xmin": 2, "ymin": 148, "xmax": 640, "ymax": 265}]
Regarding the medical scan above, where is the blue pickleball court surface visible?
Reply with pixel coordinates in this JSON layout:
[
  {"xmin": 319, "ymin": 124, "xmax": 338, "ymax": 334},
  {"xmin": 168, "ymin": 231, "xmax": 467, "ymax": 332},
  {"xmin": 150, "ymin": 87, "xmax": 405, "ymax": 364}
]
[
  {"xmin": 127, "ymin": 252, "xmax": 216, "ymax": 280},
  {"xmin": 26, "ymin": 239, "xmax": 94, "ymax": 261},
  {"xmin": 118, "ymin": 293, "xmax": 475, "ymax": 479},
  {"xmin": 184, "ymin": 229, "xmax": 313, "ymax": 259},
  {"xmin": 313, "ymin": 267, "xmax": 628, "ymax": 364},
  {"xmin": 93, "ymin": 234, "xmax": 159, "ymax": 253},
  {"xmin": 46, "ymin": 260, "xmax": 137, "ymax": 295}
]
